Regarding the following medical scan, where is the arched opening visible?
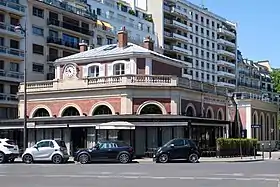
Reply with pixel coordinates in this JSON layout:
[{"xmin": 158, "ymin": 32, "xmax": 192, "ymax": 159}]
[
  {"xmin": 206, "ymin": 108, "xmax": 213, "ymax": 118},
  {"xmin": 61, "ymin": 106, "xmax": 80, "ymax": 117},
  {"xmin": 140, "ymin": 104, "xmax": 163, "ymax": 115},
  {"xmin": 252, "ymin": 113, "xmax": 258, "ymax": 139},
  {"xmin": 260, "ymin": 114, "xmax": 264, "ymax": 141},
  {"xmin": 272, "ymin": 116, "xmax": 276, "ymax": 140},
  {"xmin": 217, "ymin": 110, "xmax": 223, "ymax": 120},
  {"xmin": 93, "ymin": 105, "xmax": 112, "ymax": 115},
  {"xmin": 266, "ymin": 115, "xmax": 270, "ymax": 141},
  {"xmin": 33, "ymin": 108, "xmax": 50, "ymax": 117},
  {"xmin": 186, "ymin": 106, "xmax": 195, "ymax": 117}
]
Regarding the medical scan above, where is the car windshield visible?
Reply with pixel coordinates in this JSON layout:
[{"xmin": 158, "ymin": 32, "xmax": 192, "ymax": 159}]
[
  {"xmin": 5, "ymin": 140, "xmax": 16, "ymax": 145},
  {"xmin": 163, "ymin": 139, "xmax": 175, "ymax": 147},
  {"xmin": 55, "ymin": 140, "xmax": 66, "ymax": 148}
]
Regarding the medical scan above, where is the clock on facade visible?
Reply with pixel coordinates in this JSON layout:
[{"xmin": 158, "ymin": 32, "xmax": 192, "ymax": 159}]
[{"xmin": 64, "ymin": 64, "xmax": 77, "ymax": 78}]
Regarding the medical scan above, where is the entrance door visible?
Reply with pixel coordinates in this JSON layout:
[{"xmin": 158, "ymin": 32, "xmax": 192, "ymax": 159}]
[{"xmin": 71, "ymin": 128, "xmax": 86, "ymax": 154}]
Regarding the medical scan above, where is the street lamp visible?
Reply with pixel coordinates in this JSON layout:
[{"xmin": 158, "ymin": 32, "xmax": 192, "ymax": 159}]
[
  {"xmin": 269, "ymin": 128, "xmax": 274, "ymax": 159},
  {"xmin": 15, "ymin": 24, "xmax": 27, "ymax": 151}
]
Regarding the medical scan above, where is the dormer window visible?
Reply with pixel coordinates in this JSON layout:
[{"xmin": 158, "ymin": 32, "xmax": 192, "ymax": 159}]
[
  {"xmin": 89, "ymin": 65, "xmax": 99, "ymax": 77},
  {"xmin": 113, "ymin": 63, "xmax": 125, "ymax": 75}
]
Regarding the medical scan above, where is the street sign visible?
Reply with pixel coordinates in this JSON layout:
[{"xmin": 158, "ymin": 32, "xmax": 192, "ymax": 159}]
[{"xmin": 251, "ymin": 124, "xmax": 261, "ymax": 128}]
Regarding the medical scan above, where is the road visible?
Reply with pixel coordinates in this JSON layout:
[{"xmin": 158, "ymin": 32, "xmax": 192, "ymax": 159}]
[{"xmin": 0, "ymin": 161, "xmax": 280, "ymax": 187}]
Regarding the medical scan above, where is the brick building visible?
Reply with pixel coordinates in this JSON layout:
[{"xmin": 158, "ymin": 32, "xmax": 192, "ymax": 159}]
[{"xmin": 4, "ymin": 28, "xmax": 232, "ymax": 156}]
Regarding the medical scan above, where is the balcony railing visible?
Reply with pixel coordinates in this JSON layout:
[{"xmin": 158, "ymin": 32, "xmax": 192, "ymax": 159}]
[
  {"xmin": 47, "ymin": 19, "xmax": 94, "ymax": 36},
  {"xmin": 238, "ymin": 82, "xmax": 260, "ymax": 89},
  {"xmin": 0, "ymin": 46, "xmax": 24, "ymax": 58},
  {"xmin": 0, "ymin": 93, "xmax": 18, "ymax": 103},
  {"xmin": 36, "ymin": 0, "xmax": 97, "ymax": 20},
  {"xmin": 47, "ymin": 36, "xmax": 79, "ymax": 50},
  {"xmin": 0, "ymin": 69, "xmax": 23, "ymax": 81},
  {"xmin": 19, "ymin": 75, "xmax": 228, "ymax": 96},
  {"xmin": 233, "ymin": 92, "xmax": 279, "ymax": 104},
  {"xmin": 0, "ymin": 0, "xmax": 25, "ymax": 14},
  {"xmin": 0, "ymin": 22, "xmax": 22, "ymax": 35}
]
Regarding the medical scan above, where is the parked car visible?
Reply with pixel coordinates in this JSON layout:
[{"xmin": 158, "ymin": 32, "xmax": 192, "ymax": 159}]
[
  {"xmin": 0, "ymin": 138, "xmax": 20, "ymax": 163},
  {"xmin": 74, "ymin": 140, "xmax": 134, "ymax": 164},
  {"xmin": 153, "ymin": 138, "xmax": 201, "ymax": 163},
  {"xmin": 22, "ymin": 139, "xmax": 69, "ymax": 164}
]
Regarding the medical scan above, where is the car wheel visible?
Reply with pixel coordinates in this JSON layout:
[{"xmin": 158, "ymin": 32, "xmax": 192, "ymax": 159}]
[
  {"xmin": 158, "ymin": 153, "xmax": 169, "ymax": 163},
  {"xmin": 118, "ymin": 153, "xmax": 130, "ymax": 164},
  {"xmin": 52, "ymin": 154, "xmax": 63, "ymax": 164},
  {"xmin": 78, "ymin": 154, "xmax": 89, "ymax": 164},
  {"xmin": 23, "ymin": 154, "xmax": 33, "ymax": 164},
  {"xmin": 0, "ymin": 152, "xmax": 5, "ymax": 163},
  {"xmin": 188, "ymin": 153, "xmax": 199, "ymax": 163}
]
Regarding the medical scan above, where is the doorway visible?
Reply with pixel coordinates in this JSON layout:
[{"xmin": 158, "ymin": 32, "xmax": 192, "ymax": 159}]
[{"xmin": 71, "ymin": 128, "xmax": 86, "ymax": 154}]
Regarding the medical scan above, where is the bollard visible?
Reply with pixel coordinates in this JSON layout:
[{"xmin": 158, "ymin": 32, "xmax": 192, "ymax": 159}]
[
  {"xmin": 262, "ymin": 143, "xmax": 264, "ymax": 159},
  {"xmin": 269, "ymin": 143, "xmax": 272, "ymax": 159}
]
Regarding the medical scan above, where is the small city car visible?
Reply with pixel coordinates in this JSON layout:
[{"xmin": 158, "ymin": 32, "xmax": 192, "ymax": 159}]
[
  {"xmin": 0, "ymin": 138, "xmax": 20, "ymax": 163},
  {"xmin": 153, "ymin": 138, "xmax": 201, "ymax": 163},
  {"xmin": 74, "ymin": 140, "xmax": 134, "ymax": 164},
  {"xmin": 22, "ymin": 139, "xmax": 70, "ymax": 164}
]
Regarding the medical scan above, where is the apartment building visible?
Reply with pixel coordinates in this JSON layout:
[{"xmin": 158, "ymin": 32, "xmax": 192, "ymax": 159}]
[
  {"xmin": 146, "ymin": 0, "xmax": 237, "ymax": 91},
  {"xmin": 0, "ymin": 0, "xmax": 26, "ymax": 119},
  {"xmin": 89, "ymin": 0, "xmax": 155, "ymax": 47},
  {"xmin": 26, "ymin": 0, "xmax": 155, "ymax": 81}
]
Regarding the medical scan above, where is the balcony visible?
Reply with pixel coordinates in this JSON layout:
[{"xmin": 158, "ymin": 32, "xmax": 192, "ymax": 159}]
[
  {"xmin": 173, "ymin": 20, "xmax": 191, "ymax": 31},
  {"xmin": 0, "ymin": 69, "xmax": 23, "ymax": 82},
  {"xmin": 173, "ymin": 33, "xmax": 191, "ymax": 43},
  {"xmin": 47, "ymin": 36, "xmax": 79, "ymax": 51},
  {"xmin": 217, "ymin": 49, "xmax": 235, "ymax": 59},
  {"xmin": 217, "ymin": 71, "xmax": 236, "ymax": 79},
  {"xmin": 170, "ymin": 7, "xmax": 191, "ymax": 19},
  {"xmin": 0, "ymin": 46, "xmax": 24, "ymax": 61},
  {"xmin": 217, "ymin": 60, "xmax": 235, "ymax": 69},
  {"xmin": 95, "ymin": 25, "xmax": 116, "ymax": 37},
  {"xmin": 0, "ymin": 93, "xmax": 18, "ymax": 105},
  {"xmin": 0, "ymin": 22, "xmax": 22, "ymax": 38},
  {"xmin": 217, "ymin": 81, "xmax": 235, "ymax": 89},
  {"xmin": 0, "ymin": 0, "xmax": 25, "ymax": 16},
  {"xmin": 19, "ymin": 75, "xmax": 228, "ymax": 96},
  {"xmin": 47, "ymin": 19, "xmax": 94, "ymax": 36},
  {"xmin": 238, "ymin": 82, "xmax": 260, "ymax": 90},
  {"xmin": 35, "ymin": 0, "xmax": 97, "ymax": 20},
  {"xmin": 217, "ymin": 38, "xmax": 235, "ymax": 48},
  {"xmin": 173, "ymin": 46, "xmax": 192, "ymax": 55},
  {"xmin": 217, "ymin": 28, "xmax": 236, "ymax": 38}
]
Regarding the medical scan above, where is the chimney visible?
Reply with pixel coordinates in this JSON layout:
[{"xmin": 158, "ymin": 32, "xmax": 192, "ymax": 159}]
[
  {"xmin": 79, "ymin": 40, "xmax": 88, "ymax": 52},
  {"xmin": 117, "ymin": 26, "xmax": 128, "ymax": 48},
  {"xmin": 143, "ymin": 36, "xmax": 154, "ymax": 51}
]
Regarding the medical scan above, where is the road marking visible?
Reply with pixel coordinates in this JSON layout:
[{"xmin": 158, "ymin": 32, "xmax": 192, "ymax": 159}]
[
  {"xmin": 120, "ymin": 172, "xmax": 148, "ymax": 175},
  {"xmin": 213, "ymin": 173, "xmax": 244, "ymax": 176},
  {"xmin": 0, "ymin": 174, "xmax": 278, "ymax": 182},
  {"xmin": 254, "ymin": 174, "xmax": 280, "ymax": 177}
]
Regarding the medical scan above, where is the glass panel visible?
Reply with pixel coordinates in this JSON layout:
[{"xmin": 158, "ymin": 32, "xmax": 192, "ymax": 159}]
[
  {"xmin": 53, "ymin": 129, "xmax": 61, "ymax": 140},
  {"xmin": 97, "ymin": 130, "xmax": 106, "ymax": 141},
  {"xmin": 108, "ymin": 130, "xmax": 118, "ymax": 140},
  {"xmin": 147, "ymin": 127, "xmax": 157, "ymax": 148},
  {"xmin": 162, "ymin": 127, "xmax": 172, "ymax": 145}
]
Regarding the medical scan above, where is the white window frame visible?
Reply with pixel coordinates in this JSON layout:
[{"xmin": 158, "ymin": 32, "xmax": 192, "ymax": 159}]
[
  {"xmin": 113, "ymin": 63, "xmax": 125, "ymax": 75},
  {"xmin": 88, "ymin": 65, "xmax": 99, "ymax": 77}
]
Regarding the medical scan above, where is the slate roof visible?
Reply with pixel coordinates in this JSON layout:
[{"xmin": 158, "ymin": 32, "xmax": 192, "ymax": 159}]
[{"xmin": 55, "ymin": 42, "xmax": 185, "ymax": 67}]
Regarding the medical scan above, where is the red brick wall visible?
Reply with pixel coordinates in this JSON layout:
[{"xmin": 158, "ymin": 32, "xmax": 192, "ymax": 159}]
[
  {"xmin": 27, "ymin": 98, "xmax": 121, "ymax": 117},
  {"xmin": 152, "ymin": 60, "xmax": 181, "ymax": 77},
  {"xmin": 133, "ymin": 98, "xmax": 171, "ymax": 114}
]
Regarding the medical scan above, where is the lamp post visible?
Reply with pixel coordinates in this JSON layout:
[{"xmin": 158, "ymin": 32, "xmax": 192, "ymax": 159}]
[
  {"xmin": 15, "ymin": 24, "xmax": 27, "ymax": 151},
  {"xmin": 269, "ymin": 128, "xmax": 274, "ymax": 159}
]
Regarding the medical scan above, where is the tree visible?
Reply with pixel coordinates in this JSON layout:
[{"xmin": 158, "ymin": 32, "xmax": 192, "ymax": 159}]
[{"xmin": 270, "ymin": 69, "xmax": 280, "ymax": 92}]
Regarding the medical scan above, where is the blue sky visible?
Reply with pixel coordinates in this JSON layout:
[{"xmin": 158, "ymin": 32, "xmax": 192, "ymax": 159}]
[{"xmin": 188, "ymin": 0, "xmax": 279, "ymax": 67}]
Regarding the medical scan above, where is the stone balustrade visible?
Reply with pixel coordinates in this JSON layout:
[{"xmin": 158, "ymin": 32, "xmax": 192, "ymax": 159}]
[{"xmin": 19, "ymin": 75, "xmax": 228, "ymax": 95}]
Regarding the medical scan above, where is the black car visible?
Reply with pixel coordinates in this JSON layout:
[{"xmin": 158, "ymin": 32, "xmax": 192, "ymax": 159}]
[
  {"xmin": 73, "ymin": 140, "xmax": 134, "ymax": 164},
  {"xmin": 153, "ymin": 138, "xmax": 201, "ymax": 163}
]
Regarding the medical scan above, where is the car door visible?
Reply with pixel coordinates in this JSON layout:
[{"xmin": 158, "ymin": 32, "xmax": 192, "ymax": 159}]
[
  {"xmin": 106, "ymin": 143, "xmax": 120, "ymax": 159},
  {"xmin": 168, "ymin": 139, "xmax": 186, "ymax": 159},
  {"xmin": 32, "ymin": 141, "xmax": 52, "ymax": 160},
  {"xmin": 90, "ymin": 143, "xmax": 110, "ymax": 161}
]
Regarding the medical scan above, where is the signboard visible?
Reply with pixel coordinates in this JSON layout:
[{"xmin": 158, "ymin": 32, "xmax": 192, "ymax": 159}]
[{"xmin": 251, "ymin": 124, "xmax": 261, "ymax": 128}]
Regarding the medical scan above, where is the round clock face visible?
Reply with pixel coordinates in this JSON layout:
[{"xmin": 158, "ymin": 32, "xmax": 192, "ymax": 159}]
[{"xmin": 64, "ymin": 64, "xmax": 76, "ymax": 78}]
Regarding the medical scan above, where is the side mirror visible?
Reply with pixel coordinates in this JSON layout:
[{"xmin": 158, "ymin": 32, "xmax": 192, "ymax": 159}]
[
  {"xmin": 34, "ymin": 145, "xmax": 38, "ymax": 149},
  {"xmin": 170, "ymin": 144, "xmax": 175, "ymax": 148},
  {"xmin": 94, "ymin": 145, "xmax": 100, "ymax": 150}
]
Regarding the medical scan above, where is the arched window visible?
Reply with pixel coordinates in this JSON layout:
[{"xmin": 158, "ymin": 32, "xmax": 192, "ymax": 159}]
[
  {"xmin": 88, "ymin": 66, "xmax": 99, "ymax": 77},
  {"xmin": 93, "ymin": 105, "xmax": 112, "ymax": 115},
  {"xmin": 186, "ymin": 106, "xmax": 195, "ymax": 117},
  {"xmin": 218, "ymin": 110, "xmax": 223, "ymax": 120},
  {"xmin": 140, "ymin": 104, "xmax": 162, "ymax": 115},
  {"xmin": 206, "ymin": 109, "xmax": 212, "ymax": 118},
  {"xmin": 260, "ymin": 114, "xmax": 264, "ymax": 141},
  {"xmin": 62, "ymin": 107, "xmax": 80, "ymax": 117},
  {"xmin": 113, "ymin": 63, "xmax": 125, "ymax": 75},
  {"xmin": 252, "ymin": 113, "xmax": 257, "ymax": 139},
  {"xmin": 266, "ymin": 115, "xmax": 270, "ymax": 141},
  {"xmin": 33, "ymin": 108, "xmax": 50, "ymax": 117}
]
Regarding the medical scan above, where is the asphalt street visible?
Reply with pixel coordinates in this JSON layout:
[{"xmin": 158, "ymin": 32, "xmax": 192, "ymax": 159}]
[{"xmin": 1, "ymin": 161, "xmax": 280, "ymax": 187}]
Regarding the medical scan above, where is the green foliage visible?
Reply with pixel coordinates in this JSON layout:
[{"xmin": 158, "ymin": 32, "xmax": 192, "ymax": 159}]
[
  {"xmin": 216, "ymin": 138, "xmax": 257, "ymax": 150},
  {"xmin": 270, "ymin": 69, "xmax": 280, "ymax": 93},
  {"xmin": 128, "ymin": 9, "xmax": 136, "ymax": 16}
]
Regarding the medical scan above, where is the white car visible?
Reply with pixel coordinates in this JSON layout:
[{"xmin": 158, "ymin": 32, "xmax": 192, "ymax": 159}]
[
  {"xmin": 22, "ymin": 139, "xmax": 70, "ymax": 164},
  {"xmin": 0, "ymin": 138, "xmax": 20, "ymax": 163}
]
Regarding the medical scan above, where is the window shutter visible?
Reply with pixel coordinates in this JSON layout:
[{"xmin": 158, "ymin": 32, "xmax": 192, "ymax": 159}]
[
  {"xmin": 83, "ymin": 66, "xmax": 88, "ymax": 77},
  {"xmin": 107, "ymin": 64, "xmax": 113, "ymax": 76},
  {"xmin": 125, "ymin": 62, "xmax": 130, "ymax": 74},
  {"xmin": 99, "ymin": 64, "xmax": 105, "ymax": 76}
]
